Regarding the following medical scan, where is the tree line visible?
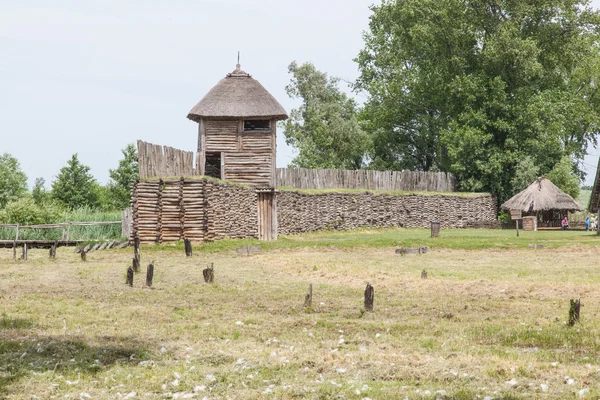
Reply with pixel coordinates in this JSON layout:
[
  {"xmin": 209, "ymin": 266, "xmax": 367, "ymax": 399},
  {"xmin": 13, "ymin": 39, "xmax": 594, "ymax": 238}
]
[
  {"xmin": 283, "ymin": 0, "xmax": 598, "ymax": 202},
  {"xmin": 0, "ymin": 144, "xmax": 137, "ymax": 225}
]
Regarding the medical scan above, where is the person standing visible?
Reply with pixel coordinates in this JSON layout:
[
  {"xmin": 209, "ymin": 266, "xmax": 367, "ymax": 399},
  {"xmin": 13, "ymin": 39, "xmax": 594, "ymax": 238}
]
[
  {"xmin": 561, "ymin": 216, "xmax": 569, "ymax": 231},
  {"xmin": 586, "ymin": 215, "xmax": 591, "ymax": 231}
]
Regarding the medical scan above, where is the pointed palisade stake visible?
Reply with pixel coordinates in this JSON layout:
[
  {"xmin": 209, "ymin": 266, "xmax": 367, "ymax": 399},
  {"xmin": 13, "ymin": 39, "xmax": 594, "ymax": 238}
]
[
  {"xmin": 184, "ymin": 238, "xmax": 192, "ymax": 257},
  {"xmin": 49, "ymin": 241, "xmax": 58, "ymax": 259},
  {"xmin": 126, "ymin": 266, "xmax": 134, "ymax": 287},
  {"xmin": 304, "ymin": 283, "xmax": 313, "ymax": 308},
  {"xmin": 568, "ymin": 298, "xmax": 581, "ymax": 327},
  {"xmin": 132, "ymin": 257, "xmax": 140, "ymax": 273},
  {"xmin": 203, "ymin": 263, "xmax": 214, "ymax": 283},
  {"xmin": 146, "ymin": 261, "xmax": 154, "ymax": 287},
  {"xmin": 421, "ymin": 270, "xmax": 428, "ymax": 279},
  {"xmin": 364, "ymin": 283, "xmax": 374, "ymax": 312},
  {"xmin": 80, "ymin": 250, "xmax": 87, "ymax": 262}
]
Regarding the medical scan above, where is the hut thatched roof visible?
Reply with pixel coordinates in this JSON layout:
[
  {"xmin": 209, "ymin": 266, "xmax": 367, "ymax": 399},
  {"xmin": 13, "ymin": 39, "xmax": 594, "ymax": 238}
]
[
  {"xmin": 501, "ymin": 177, "xmax": 583, "ymax": 213},
  {"xmin": 187, "ymin": 65, "xmax": 288, "ymax": 122}
]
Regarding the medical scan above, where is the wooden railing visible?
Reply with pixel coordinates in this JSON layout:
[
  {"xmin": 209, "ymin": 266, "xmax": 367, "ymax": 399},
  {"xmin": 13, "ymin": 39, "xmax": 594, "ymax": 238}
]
[
  {"xmin": 0, "ymin": 221, "xmax": 121, "ymax": 241},
  {"xmin": 275, "ymin": 168, "xmax": 457, "ymax": 192}
]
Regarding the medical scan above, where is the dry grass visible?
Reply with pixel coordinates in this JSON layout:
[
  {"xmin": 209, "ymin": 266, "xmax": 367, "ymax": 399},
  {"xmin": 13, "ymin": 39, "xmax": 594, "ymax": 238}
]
[{"xmin": 2, "ymin": 232, "xmax": 600, "ymax": 399}]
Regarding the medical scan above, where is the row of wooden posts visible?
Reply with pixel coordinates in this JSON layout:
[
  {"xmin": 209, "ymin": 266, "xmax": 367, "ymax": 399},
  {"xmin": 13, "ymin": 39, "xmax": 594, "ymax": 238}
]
[
  {"xmin": 124, "ymin": 238, "xmax": 213, "ymax": 288},
  {"xmin": 10, "ymin": 231, "xmax": 584, "ymax": 326},
  {"xmin": 121, "ymin": 238, "xmax": 583, "ymax": 324},
  {"xmin": 35, "ymin": 234, "xmax": 587, "ymax": 325}
]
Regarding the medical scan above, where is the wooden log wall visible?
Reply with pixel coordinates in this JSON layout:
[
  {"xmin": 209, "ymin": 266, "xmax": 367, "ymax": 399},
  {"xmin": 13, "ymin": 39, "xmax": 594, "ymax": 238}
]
[
  {"xmin": 137, "ymin": 140, "xmax": 201, "ymax": 179},
  {"xmin": 277, "ymin": 191, "xmax": 497, "ymax": 234},
  {"xmin": 275, "ymin": 168, "xmax": 457, "ymax": 192},
  {"xmin": 131, "ymin": 178, "xmax": 258, "ymax": 244},
  {"xmin": 132, "ymin": 178, "xmax": 497, "ymax": 243},
  {"xmin": 203, "ymin": 120, "xmax": 275, "ymax": 187},
  {"xmin": 132, "ymin": 180, "xmax": 161, "ymax": 243},
  {"xmin": 224, "ymin": 152, "xmax": 272, "ymax": 187}
]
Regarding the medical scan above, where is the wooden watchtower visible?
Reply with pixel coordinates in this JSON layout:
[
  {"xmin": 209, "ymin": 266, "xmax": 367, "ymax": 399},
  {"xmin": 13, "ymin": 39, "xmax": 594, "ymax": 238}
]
[
  {"xmin": 187, "ymin": 64, "xmax": 288, "ymax": 188},
  {"xmin": 187, "ymin": 64, "xmax": 287, "ymax": 240}
]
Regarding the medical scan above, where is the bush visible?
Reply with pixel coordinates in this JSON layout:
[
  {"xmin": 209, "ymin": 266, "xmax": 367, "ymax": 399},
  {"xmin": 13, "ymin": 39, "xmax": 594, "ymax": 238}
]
[
  {"xmin": 0, "ymin": 196, "xmax": 63, "ymax": 225},
  {"xmin": 498, "ymin": 211, "xmax": 510, "ymax": 224},
  {"xmin": 0, "ymin": 200, "xmax": 122, "ymax": 240}
]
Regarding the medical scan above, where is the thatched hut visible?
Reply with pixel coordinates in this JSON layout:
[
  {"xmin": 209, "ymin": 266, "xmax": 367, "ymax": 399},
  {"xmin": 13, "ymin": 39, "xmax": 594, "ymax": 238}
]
[
  {"xmin": 501, "ymin": 177, "xmax": 583, "ymax": 228},
  {"xmin": 187, "ymin": 64, "xmax": 288, "ymax": 188}
]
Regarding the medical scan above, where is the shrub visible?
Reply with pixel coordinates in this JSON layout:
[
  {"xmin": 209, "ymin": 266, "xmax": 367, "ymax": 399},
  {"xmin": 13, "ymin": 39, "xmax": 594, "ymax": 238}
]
[{"xmin": 0, "ymin": 196, "xmax": 63, "ymax": 225}]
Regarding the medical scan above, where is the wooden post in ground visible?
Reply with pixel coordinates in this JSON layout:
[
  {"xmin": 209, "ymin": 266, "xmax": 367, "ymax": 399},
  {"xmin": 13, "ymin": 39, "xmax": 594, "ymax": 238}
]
[
  {"xmin": 49, "ymin": 241, "xmax": 58, "ymax": 259},
  {"xmin": 146, "ymin": 261, "xmax": 154, "ymax": 287},
  {"xmin": 421, "ymin": 270, "xmax": 428, "ymax": 279},
  {"xmin": 22, "ymin": 243, "xmax": 28, "ymax": 261},
  {"xmin": 134, "ymin": 236, "xmax": 140, "ymax": 263},
  {"xmin": 126, "ymin": 266, "xmax": 134, "ymax": 287},
  {"xmin": 67, "ymin": 222, "xmax": 71, "ymax": 241},
  {"xmin": 132, "ymin": 257, "xmax": 140, "ymax": 273},
  {"xmin": 13, "ymin": 224, "xmax": 19, "ymax": 260},
  {"xmin": 364, "ymin": 283, "xmax": 374, "ymax": 312},
  {"xmin": 569, "ymin": 299, "xmax": 581, "ymax": 327},
  {"xmin": 184, "ymin": 238, "xmax": 192, "ymax": 257},
  {"xmin": 203, "ymin": 263, "xmax": 214, "ymax": 283},
  {"xmin": 81, "ymin": 250, "xmax": 86, "ymax": 262},
  {"xmin": 304, "ymin": 283, "xmax": 313, "ymax": 308}
]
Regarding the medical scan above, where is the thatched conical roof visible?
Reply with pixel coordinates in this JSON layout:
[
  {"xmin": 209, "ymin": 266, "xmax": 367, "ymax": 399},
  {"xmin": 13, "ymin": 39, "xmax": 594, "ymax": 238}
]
[
  {"xmin": 501, "ymin": 177, "xmax": 583, "ymax": 213},
  {"xmin": 187, "ymin": 65, "xmax": 288, "ymax": 122}
]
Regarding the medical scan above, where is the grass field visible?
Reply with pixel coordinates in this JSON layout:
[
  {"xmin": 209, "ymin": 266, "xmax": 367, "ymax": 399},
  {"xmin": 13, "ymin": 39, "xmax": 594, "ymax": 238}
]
[{"xmin": 1, "ymin": 228, "xmax": 600, "ymax": 399}]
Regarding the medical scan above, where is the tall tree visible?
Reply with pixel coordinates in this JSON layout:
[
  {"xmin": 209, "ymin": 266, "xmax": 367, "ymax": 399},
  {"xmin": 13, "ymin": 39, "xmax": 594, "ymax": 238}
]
[
  {"xmin": 108, "ymin": 143, "xmax": 138, "ymax": 210},
  {"xmin": 547, "ymin": 156, "xmax": 580, "ymax": 200},
  {"xmin": 510, "ymin": 156, "xmax": 540, "ymax": 194},
  {"xmin": 283, "ymin": 61, "xmax": 369, "ymax": 170},
  {"xmin": 51, "ymin": 154, "xmax": 99, "ymax": 209},
  {"xmin": 356, "ymin": 0, "xmax": 600, "ymax": 201},
  {"xmin": 0, "ymin": 153, "xmax": 27, "ymax": 208},
  {"xmin": 32, "ymin": 177, "xmax": 50, "ymax": 205}
]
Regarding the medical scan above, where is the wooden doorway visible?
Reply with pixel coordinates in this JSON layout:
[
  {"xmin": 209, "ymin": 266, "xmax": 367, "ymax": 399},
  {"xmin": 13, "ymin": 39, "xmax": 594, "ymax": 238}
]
[
  {"xmin": 257, "ymin": 191, "xmax": 277, "ymax": 241},
  {"xmin": 205, "ymin": 152, "xmax": 222, "ymax": 179}
]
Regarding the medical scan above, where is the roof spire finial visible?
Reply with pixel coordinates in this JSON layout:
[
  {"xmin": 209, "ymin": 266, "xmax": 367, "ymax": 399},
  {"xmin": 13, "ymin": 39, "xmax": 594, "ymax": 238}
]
[{"xmin": 236, "ymin": 51, "xmax": 240, "ymax": 69}]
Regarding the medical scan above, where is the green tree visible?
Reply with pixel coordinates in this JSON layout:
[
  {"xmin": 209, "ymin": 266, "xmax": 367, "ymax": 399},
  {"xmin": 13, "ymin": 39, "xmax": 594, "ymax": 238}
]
[
  {"xmin": 283, "ymin": 61, "xmax": 369, "ymax": 169},
  {"xmin": 510, "ymin": 156, "xmax": 540, "ymax": 194},
  {"xmin": 0, "ymin": 153, "xmax": 27, "ymax": 208},
  {"xmin": 51, "ymin": 154, "xmax": 99, "ymax": 209},
  {"xmin": 108, "ymin": 143, "xmax": 138, "ymax": 210},
  {"xmin": 356, "ymin": 0, "xmax": 600, "ymax": 201},
  {"xmin": 32, "ymin": 177, "xmax": 50, "ymax": 205},
  {"xmin": 546, "ymin": 156, "xmax": 580, "ymax": 200}
]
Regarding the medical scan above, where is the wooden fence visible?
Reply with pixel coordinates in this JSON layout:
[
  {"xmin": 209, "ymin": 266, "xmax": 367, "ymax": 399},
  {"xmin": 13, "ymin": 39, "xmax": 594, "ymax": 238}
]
[
  {"xmin": 137, "ymin": 139, "xmax": 456, "ymax": 192},
  {"xmin": 0, "ymin": 221, "xmax": 122, "ymax": 241},
  {"xmin": 138, "ymin": 140, "xmax": 201, "ymax": 179},
  {"xmin": 275, "ymin": 168, "xmax": 457, "ymax": 192}
]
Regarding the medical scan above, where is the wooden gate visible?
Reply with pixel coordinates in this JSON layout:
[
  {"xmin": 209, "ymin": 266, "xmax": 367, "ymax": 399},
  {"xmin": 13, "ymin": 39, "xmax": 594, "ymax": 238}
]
[{"xmin": 257, "ymin": 191, "xmax": 277, "ymax": 241}]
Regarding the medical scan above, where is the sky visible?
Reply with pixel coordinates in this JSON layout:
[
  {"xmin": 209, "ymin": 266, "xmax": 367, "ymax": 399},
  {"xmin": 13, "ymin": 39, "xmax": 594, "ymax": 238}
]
[{"xmin": 1, "ymin": 0, "xmax": 600, "ymax": 189}]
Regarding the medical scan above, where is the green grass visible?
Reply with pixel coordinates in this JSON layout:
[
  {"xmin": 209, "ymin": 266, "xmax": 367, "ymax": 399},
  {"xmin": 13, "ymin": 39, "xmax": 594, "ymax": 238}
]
[
  {"xmin": 3, "ymin": 229, "xmax": 600, "ymax": 398},
  {"xmin": 142, "ymin": 227, "xmax": 600, "ymax": 254}
]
